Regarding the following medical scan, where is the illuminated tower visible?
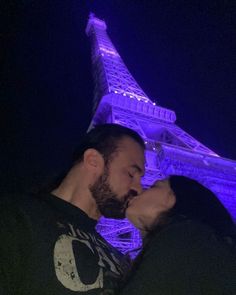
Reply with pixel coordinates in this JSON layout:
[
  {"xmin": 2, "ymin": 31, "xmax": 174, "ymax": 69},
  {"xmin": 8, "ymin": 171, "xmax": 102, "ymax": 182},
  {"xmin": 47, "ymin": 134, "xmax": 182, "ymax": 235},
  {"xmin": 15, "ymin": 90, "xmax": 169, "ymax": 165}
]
[{"xmin": 86, "ymin": 14, "xmax": 236, "ymax": 254}]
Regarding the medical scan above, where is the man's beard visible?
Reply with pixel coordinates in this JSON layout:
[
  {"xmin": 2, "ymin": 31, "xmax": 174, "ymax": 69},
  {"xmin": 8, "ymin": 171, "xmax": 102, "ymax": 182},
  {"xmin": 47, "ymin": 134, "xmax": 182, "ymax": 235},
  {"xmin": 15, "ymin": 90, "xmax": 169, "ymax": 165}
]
[{"xmin": 89, "ymin": 169, "xmax": 137, "ymax": 219}]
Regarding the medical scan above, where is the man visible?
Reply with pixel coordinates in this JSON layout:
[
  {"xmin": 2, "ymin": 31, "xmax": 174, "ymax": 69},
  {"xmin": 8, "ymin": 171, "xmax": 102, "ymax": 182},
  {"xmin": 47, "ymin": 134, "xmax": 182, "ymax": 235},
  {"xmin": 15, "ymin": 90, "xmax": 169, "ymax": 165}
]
[{"xmin": 0, "ymin": 124, "xmax": 146, "ymax": 294}]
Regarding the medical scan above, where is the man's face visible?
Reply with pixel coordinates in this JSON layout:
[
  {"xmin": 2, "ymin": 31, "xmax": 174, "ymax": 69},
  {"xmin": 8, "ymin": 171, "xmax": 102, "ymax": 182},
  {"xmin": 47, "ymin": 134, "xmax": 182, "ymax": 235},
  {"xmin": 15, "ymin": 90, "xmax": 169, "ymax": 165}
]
[{"xmin": 90, "ymin": 136, "xmax": 145, "ymax": 219}]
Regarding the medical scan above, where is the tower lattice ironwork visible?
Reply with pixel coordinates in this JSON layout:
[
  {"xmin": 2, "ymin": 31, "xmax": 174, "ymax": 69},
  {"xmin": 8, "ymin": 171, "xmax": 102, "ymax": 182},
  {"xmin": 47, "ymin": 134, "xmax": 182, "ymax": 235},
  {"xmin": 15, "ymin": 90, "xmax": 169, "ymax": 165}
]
[{"xmin": 86, "ymin": 14, "xmax": 236, "ymax": 255}]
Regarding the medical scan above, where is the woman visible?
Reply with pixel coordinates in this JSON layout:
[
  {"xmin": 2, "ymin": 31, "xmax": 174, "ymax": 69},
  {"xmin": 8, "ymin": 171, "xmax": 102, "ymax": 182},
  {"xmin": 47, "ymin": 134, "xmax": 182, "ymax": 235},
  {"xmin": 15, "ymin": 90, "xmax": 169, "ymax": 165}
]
[{"xmin": 121, "ymin": 176, "xmax": 236, "ymax": 295}]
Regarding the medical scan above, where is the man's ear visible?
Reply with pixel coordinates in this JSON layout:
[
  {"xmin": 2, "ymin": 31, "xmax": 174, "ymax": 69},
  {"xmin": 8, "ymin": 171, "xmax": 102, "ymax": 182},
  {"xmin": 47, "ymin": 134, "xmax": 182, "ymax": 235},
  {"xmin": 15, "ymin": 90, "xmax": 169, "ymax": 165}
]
[{"xmin": 83, "ymin": 149, "xmax": 105, "ymax": 173}]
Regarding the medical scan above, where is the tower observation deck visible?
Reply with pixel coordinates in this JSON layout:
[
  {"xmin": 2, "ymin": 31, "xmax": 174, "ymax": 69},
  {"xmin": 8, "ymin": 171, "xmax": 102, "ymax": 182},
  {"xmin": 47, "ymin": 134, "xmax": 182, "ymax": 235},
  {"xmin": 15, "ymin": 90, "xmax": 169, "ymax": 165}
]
[{"xmin": 86, "ymin": 13, "xmax": 236, "ymax": 255}]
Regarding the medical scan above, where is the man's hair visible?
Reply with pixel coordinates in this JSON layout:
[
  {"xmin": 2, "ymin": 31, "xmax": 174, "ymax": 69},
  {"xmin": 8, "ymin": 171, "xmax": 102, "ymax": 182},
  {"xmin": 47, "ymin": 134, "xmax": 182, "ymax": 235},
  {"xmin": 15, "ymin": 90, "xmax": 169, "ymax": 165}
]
[
  {"xmin": 72, "ymin": 123, "xmax": 145, "ymax": 165},
  {"xmin": 37, "ymin": 124, "xmax": 144, "ymax": 193}
]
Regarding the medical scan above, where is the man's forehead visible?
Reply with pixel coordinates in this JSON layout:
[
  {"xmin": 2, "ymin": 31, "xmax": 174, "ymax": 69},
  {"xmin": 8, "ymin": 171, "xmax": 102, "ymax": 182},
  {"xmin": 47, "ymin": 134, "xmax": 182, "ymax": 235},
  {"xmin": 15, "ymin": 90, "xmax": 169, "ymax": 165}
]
[{"xmin": 116, "ymin": 137, "xmax": 145, "ymax": 172}]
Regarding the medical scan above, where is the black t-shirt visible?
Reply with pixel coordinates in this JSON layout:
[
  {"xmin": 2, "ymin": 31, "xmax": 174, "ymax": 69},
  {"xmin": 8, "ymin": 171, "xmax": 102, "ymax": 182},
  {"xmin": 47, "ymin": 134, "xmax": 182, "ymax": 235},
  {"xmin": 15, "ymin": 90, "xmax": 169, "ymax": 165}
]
[{"xmin": 0, "ymin": 193, "xmax": 130, "ymax": 295}]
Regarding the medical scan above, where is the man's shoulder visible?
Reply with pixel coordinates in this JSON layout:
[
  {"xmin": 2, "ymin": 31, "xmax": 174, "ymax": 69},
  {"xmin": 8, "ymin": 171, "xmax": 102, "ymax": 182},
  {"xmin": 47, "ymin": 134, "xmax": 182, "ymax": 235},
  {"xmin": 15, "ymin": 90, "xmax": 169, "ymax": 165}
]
[
  {"xmin": 0, "ymin": 192, "xmax": 30, "ymax": 208},
  {"xmin": 1, "ymin": 191, "xmax": 40, "ymax": 205},
  {"xmin": 0, "ymin": 192, "xmax": 53, "ymax": 219}
]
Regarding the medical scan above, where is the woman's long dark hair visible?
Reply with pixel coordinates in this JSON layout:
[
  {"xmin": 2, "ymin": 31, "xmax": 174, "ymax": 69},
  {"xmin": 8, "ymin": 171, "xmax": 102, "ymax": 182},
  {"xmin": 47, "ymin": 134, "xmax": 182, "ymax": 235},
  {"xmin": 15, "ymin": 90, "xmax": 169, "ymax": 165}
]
[{"xmin": 167, "ymin": 175, "xmax": 236, "ymax": 239}]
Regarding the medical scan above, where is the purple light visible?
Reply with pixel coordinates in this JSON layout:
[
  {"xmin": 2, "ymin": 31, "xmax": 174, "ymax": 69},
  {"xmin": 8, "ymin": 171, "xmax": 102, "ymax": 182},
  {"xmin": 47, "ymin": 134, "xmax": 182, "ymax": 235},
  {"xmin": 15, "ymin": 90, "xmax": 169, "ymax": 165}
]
[
  {"xmin": 99, "ymin": 46, "xmax": 119, "ymax": 56},
  {"xmin": 87, "ymin": 13, "xmax": 236, "ymax": 255}
]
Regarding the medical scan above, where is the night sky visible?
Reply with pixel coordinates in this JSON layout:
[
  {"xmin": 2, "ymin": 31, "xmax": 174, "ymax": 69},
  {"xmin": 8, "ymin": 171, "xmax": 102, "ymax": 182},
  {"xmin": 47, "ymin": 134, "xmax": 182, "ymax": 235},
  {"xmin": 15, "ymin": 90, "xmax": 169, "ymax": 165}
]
[{"xmin": 1, "ymin": 1, "xmax": 236, "ymax": 193}]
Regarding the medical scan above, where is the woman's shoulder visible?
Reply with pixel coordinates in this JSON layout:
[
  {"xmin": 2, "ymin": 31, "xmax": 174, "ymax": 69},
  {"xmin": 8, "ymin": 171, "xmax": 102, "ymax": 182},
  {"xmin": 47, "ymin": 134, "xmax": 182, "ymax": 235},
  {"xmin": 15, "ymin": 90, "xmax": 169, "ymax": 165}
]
[
  {"xmin": 149, "ymin": 216, "xmax": 213, "ymax": 239},
  {"xmin": 147, "ymin": 216, "xmax": 236, "ymax": 258}
]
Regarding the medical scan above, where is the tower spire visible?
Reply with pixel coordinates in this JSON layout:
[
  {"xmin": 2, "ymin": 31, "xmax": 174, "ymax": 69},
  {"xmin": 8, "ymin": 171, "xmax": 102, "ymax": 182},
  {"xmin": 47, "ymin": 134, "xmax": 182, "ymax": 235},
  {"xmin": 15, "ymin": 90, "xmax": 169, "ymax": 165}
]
[
  {"xmin": 86, "ymin": 14, "xmax": 236, "ymax": 255},
  {"xmin": 86, "ymin": 13, "xmax": 152, "ymax": 108}
]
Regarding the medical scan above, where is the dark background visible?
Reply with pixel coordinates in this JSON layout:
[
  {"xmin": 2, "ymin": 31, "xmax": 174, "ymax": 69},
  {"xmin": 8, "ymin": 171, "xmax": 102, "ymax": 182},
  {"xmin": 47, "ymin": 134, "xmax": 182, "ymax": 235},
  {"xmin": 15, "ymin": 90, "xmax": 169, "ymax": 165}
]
[{"xmin": 1, "ymin": 1, "xmax": 236, "ymax": 193}]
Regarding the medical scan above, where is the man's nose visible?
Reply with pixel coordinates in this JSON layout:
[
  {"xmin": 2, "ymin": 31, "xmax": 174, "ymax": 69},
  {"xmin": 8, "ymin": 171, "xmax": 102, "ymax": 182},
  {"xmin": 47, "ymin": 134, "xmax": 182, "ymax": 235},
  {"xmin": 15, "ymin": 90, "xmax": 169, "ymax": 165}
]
[{"xmin": 131, "ymin": 180, "xmax": 143, "ymax": 195}]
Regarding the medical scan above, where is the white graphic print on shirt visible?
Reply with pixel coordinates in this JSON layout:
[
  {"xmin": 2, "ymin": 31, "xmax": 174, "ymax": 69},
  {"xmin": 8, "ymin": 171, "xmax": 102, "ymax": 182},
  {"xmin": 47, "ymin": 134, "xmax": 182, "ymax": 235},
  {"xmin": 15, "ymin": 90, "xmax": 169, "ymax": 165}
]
[{"xmin": 54, "ymin": 223, "xmax": 123, "ymax": 292}]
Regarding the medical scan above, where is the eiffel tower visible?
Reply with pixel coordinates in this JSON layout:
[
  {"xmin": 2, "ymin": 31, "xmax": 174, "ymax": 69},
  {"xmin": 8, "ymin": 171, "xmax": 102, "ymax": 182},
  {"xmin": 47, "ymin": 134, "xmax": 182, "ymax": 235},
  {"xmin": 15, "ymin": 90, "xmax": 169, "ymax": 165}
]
[{"xmin": 85, "ymin": 13, "xmax": 236, "ymax": 254}]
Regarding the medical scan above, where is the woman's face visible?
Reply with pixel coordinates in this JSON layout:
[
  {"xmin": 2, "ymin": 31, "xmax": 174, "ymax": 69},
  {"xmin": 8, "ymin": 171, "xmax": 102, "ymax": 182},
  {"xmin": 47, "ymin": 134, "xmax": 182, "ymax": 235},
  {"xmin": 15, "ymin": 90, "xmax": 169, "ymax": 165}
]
[{"xmin": 126, "ymin": 179, "xmax": 176, "ymax": 230}]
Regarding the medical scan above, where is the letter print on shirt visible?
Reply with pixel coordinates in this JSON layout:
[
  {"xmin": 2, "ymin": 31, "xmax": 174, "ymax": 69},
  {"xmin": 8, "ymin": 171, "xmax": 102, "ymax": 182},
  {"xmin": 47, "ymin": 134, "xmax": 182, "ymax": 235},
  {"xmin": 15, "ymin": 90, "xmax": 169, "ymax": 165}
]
[{"xmin": 54, "ymin": 223, "xmax": 123, "ymax": 292}]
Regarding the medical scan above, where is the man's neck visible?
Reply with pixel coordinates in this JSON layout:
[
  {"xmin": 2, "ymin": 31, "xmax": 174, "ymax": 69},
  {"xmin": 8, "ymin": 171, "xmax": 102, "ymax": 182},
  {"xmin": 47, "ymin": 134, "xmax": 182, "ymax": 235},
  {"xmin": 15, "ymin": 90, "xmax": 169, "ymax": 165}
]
[{"xmin": 52, "ymin": 185, "xmax": 101, "ymax": 220}]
